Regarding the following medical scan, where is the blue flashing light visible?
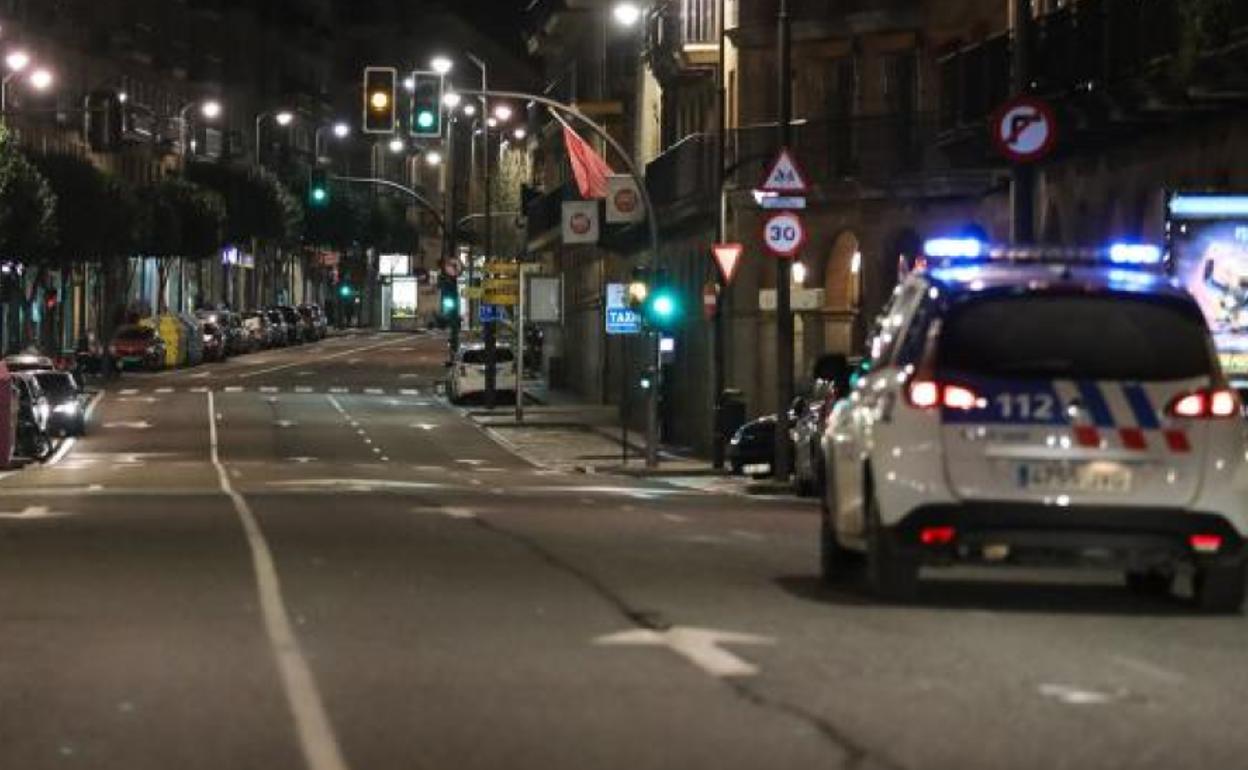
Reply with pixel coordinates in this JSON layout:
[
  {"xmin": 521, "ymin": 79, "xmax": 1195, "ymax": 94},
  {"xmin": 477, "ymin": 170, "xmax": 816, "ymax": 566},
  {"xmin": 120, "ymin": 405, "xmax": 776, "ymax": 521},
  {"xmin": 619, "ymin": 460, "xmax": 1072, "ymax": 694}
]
[
  {"xmin": 923, "ymin": 238, "xmax": 984, "ymax": 259},
  {"xmin": 1108, "ymin": 243, "xmax": 1163, "ymax": 266},
  {"xmin": 1168, "ymin": 195, "xmax": 1248, "ymax": 219}
]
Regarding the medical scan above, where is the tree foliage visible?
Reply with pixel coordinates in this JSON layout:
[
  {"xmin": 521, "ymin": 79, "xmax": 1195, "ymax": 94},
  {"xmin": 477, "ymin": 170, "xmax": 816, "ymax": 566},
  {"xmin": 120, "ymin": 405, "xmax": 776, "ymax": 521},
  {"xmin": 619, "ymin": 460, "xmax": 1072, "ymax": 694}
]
[
  {"xmin": 31, "ymin": 152, "xmax": 139, "ymax": 265},
  {"xmin": 0, "ymin": 126, "xmax": 57, "ymax": 261},
  {"xmin": 137, "ymin": 177, "xmax": 226, "ymax": 259},
  {"xmin": 185, "ymin": 162, "xmax": 303, "ymax": 245}
]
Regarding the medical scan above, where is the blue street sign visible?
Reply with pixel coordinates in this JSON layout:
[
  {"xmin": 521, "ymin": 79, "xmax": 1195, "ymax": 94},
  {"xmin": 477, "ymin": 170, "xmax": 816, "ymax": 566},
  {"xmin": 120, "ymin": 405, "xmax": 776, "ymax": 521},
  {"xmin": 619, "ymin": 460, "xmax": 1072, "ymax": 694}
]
[
  {"xmin": 479, "ymin": 304, "xmax": 507, "ymax": 323},
  {"xmin": 605, "ymin": 283, "xmax": 641, "ymax": 335}
]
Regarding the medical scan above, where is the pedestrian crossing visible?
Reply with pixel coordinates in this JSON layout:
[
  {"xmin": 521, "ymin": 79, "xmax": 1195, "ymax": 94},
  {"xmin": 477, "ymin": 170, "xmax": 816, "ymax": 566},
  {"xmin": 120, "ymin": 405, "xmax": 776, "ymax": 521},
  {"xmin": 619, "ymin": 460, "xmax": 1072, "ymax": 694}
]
[{"xmin": 109, "ymin": 385, "xmax": 443, "ymax": 398}]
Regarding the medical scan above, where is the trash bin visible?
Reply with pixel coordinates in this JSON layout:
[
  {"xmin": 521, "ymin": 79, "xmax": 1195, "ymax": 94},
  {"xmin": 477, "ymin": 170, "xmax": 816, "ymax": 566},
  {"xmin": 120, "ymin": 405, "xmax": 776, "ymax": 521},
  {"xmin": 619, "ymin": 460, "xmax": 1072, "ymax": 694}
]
[{"xmin": 714, "ymin": 389, "xmax": 747, "ymax": 468}]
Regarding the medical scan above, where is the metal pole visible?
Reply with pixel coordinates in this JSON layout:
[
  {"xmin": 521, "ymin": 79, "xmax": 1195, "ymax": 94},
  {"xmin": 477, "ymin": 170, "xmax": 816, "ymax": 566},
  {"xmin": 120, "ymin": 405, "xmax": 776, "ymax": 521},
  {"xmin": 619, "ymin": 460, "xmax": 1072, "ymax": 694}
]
[
  {"xmin": 1011, "ymin": 0, "xmax": 1035, "ymax": 243},
  {"xmin": 445, "ymin": 116, "xmax": 460, "ymax": 354},
  {"xmin": 712, "ymin": 0, "xmax": 728, "ymax": 469},
  {"xmin": 481, "ymin": 63, "xmax": 498, "ymax": 411},
  {"xmin": 773, "ymin": 0, "xmax": 795, "ymax": 481},
  {"xmin": 254, "ymin": 113, "xmax": 265, "ymax": 166}
]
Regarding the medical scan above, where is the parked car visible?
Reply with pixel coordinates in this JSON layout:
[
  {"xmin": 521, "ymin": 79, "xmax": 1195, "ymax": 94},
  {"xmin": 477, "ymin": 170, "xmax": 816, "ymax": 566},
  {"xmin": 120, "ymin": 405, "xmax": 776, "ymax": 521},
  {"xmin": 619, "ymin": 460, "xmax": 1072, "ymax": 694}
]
[
  {"xmin": 4, "ymin": 353, "xmax": 55, "ymax": 373},
  {"xmin": 728, "ymin": 415, "xmax": 778, "ymax": 476},
  {"xmin": 792, "ymin": 354, "xmax": 856, "ymax": 496},
  {"xmin": 272, "ymin": 306, "xmax": 306, "ymax": 344},
  {"xmin": 240, "ymin": 311, "xmax": 269, "ymax": 349},
  {"xmin": 12, "ymin": 372, "xmax": 52, "ymax": 460},
  {"xmin": 198, "ymin": 311, "xmax": 248, "ymax": 355},
  {"xmin": 109, "ymin": 326, "xmax": 166, "ymax": 371},
  {"xmin": 200, "ymin": 320, "xmax": 228, "ymax": 362},
  {"xmin": 299, "ymin": 304, "xmax": 327, "ymax": 340},
  {"xmin": 448, "ymin": 345, "xmax": 518, "ymax": 404},
  {"xmin": 265, "ymin": 309, "xmax": 290, "ymax": 347},
  {"xmin": 33, "ymin": 370, "xmax": 87, "ymax": 437}
]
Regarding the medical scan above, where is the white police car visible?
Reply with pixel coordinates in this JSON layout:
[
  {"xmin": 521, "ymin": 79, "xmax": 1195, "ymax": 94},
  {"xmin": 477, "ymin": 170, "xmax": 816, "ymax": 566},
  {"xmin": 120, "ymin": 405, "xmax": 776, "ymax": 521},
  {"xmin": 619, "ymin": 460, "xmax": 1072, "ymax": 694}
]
[{"xmin": 819, "ymin": 240, "xmax": 1248, "ymax": 612}]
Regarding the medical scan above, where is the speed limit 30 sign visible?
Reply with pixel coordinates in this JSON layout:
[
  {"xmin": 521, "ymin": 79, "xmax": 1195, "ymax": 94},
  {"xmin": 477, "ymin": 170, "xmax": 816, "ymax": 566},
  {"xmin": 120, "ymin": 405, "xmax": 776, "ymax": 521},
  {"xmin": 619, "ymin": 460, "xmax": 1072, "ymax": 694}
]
[{"xmin": 762, "ymin": 211, "xmax": 806, "ymax": 258}]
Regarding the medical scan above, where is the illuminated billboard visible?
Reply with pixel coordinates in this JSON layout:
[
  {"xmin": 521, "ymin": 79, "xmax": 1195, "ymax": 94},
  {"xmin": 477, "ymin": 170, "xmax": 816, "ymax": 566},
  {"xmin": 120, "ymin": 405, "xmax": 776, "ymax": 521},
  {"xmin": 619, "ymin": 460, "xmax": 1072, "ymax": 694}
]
[{"xmin": 1168, "ymin": 194, "xmax": 1248, "ymax": 377}]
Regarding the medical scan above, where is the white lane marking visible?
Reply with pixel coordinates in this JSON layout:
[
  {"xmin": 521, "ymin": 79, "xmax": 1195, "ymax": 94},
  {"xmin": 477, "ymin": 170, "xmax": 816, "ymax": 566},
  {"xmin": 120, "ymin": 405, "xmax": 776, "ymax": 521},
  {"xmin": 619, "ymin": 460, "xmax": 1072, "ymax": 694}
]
[
  {"xmin": 1107, "ymin": 655, "xmax": 1186, "ymax": 685},
  {"xmin": 47, "ymin": 392, "xmax": 105, "ymax": 467},
  {"xmin": 119, "ymin": 388, "xmax": 138, "ymax": 395},
  {"xmin": 0, "ymin": 505, "xmax": 71, "ymax": 520},
  {"xmin": 364, "ymin": 388, "xmax": 384, "ymax": 396},
  {"xmin": 190, "ymin": 387, "xmax": 209, "ymax": 394},
  {"xmin": 206, "ymin": 392, "xmax": 349, "ymax": 770},
  {"xmin": 295, "ymin": 387, "xmax": 313, "ymax": 394},
  {"xmin": 260, "ymin": 386, "xmax": 279, "ymax": 394},
  {"xmin": 595, "ymin": 627, "xmax": 774, "ymax": 678},
  {"xmin": 327, "ymin": 395, "xmax": 349, "ymax": 417},
  {"xmin": 155, "ymin": 387, "xmax": 173, "ymax": 394},
  {"xmin": 440, "ymin": 506, "xmax": 476, "ymax": 520},
  {"xmin": 189, "ymin": 372, "xmax": 211, "ymax": 379},
  {"xmin": 456, "ymin": 459, "xmax": 486, "ymax": 466},
  {"xmin": 662, "ymin": 513, "xmax": 690, "ymax": 523},
  {"xmin": 731, "ymin": 530, "xmax": 766, "ymax": 542},
  {"xmin": 103, "ymin": 420, "xmax": 152, "ymax": 430},
  {"xmin": 1037, "ymin": 683, "xmax": 1121, "ymax": 706},
  {"xmin": 379, "ymin": 456, "xmax": 390, "ymax": 462},
  {"xmin": 411, "ymin": 423, "xmax": 438, "ymax": 431},
  {"xmin": 329, "ymin": 387, "xmax": 348, "ymax": 394},
  {"xmin": 225, "ymin": 386, "xmax": 243, "ymax": 393},
  {"xmin": 288, "ymin": 457, "xmax": 318, "ymax": 464},
  {"xmin": 400, "ymin": 389, "xmax": 420, "ymax": 395},
  {"xmin": 266, "ymin": 479, "xmax": 441, "ymax": 491},
  {"xmin": 117, "ymin": 396, "xmax": 159, "ymax": 403},
  {"xmin": 237, "ymin": 338, "xmax": 406, "ymax": 380},
  {"xmin": 399, "ymin": 374, "xmax": 420, "ymax": 380},
  {"xmin": 274, "ymin": 420, "xmax": 297, "ymax": 429}
]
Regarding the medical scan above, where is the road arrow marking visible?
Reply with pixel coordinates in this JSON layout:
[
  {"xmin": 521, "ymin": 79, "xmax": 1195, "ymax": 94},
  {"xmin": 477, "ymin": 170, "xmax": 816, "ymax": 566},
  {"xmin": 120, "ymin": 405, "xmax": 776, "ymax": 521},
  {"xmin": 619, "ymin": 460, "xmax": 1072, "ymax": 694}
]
[
  {"xmin": 0, "ymin": 506, "xmax": 69, "ymax": 520},
  {"xmin": 104, "ymin": 420, "xmax": 153, "ymax": 430},
  {"xmin": 1037, "ymin": 683, "xmax": 1123, "ymax": 706},
  {"xmin": 595, "ymin": 627, "xmax": 775, "ymax": 678},
  {"xmin": 411, "ymin": 423, "xmax": 438, "ymax": 431}
]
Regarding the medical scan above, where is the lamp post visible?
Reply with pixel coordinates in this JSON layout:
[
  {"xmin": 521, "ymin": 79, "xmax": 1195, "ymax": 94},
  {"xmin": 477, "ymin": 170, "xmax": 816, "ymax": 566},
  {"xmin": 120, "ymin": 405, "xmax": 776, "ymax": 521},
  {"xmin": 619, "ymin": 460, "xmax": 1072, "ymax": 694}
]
[
  {"xmin": 314, "ymin": 121, "xmax": 350, "ymax": 163},
  {"xmin": 254, "ymin": 109, "xmax": 294, "ymax": 166},
  {"xmin": 177, "ymin": 98, "xmax": 222, "ymax": 160},
  {"xmin": 465, "ymin": 52, "xmax": 489, "ymax": 347},
  {"xmin": 2, "ymin": 57, "xmax": 52, "ymax": 118}
]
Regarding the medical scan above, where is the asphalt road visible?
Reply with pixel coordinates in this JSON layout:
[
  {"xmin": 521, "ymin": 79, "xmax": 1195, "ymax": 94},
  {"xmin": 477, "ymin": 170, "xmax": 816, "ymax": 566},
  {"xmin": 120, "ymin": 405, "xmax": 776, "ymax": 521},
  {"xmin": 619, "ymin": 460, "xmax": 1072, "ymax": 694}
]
[{"xmin": 1, "ymin": 329, "xmax": 1246, "ymax": 770}]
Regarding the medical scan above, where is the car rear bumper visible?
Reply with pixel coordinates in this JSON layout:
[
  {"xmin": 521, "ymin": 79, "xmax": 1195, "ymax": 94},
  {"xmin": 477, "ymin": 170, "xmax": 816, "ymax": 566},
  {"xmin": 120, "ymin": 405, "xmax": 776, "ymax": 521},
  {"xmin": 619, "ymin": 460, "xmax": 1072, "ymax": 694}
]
[{"xmin": 894, "ymin": 502, "xmax": 1247, "ymax": 569}]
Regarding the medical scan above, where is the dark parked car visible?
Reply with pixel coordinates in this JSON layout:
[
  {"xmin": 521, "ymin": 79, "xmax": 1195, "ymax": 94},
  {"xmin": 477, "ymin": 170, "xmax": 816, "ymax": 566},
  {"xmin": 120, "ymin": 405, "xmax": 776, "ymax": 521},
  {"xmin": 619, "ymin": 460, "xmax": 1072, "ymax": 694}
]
[
  {"xmin": 272, "ymin": 306, "xmax": 307, "ymax": 344},
  {"xmin": 298, "ymin": 304, "xmax": 327, "ymax": 340},
  {"xmin": 109, "ymin": 326, "xmax": 165, "ymax": 371},
  {"xmin": 34, "ymin": 370, "xmax": 87, "ymax": 437},
  {"xmin": 200, "ymin": 320, "xmax": 228, "ymax": 362},
  {"xmin": 12, "ymin": 372, "xmax": 52, "ymax": 460},
  {"xmin": 241, "ymin": 311, "xmax": 275, "ymax": 349},
  {"xmin": 265, "ymin": 309, "xmax": 290, "ymax": 347}
]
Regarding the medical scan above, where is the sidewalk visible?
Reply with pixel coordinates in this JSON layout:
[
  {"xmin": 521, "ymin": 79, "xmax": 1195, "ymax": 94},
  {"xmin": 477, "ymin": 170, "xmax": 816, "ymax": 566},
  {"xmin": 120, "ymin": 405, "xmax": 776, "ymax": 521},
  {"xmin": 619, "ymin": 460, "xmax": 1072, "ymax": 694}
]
[{"xmin": 468, "ymin": 380, "xmax": 720, "ymax": 478}]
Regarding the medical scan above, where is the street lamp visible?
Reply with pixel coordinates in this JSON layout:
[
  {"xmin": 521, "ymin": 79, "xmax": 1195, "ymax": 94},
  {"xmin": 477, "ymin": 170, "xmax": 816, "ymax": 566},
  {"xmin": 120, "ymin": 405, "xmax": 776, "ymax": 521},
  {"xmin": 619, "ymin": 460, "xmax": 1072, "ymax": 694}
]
[
  {"xmin": 255, "ymin": 109, "xmax": 296, "ymax": 165},
  {"xmin": 443, "ymin": 91, "xmax": 462, "ymax": 109},
  {"xmin": 388, "ymin": 137, "xmax": 405, "ymax": 154},
  {"xmin": 178, "ymin": 98, "xmax": 222, "ymax": 159},
  {"xmin": 512, "ymin": 127, "xmax": 527, "ymax": 141},
  {"xmin": 315, "ymin": 121, "xmax": 352, "ymax": 161},
  {"xmin": 402, "ymin": 76, "xmax": 416, "ymax": 92},
  {"xmin": 430, "ymin": 56, "xmax": 453, "ymax": 76},
  {"xmin": 27, "ymin": 68, "xmax": 52, "ymax": 91},
  {"xmin": 425, "ymin": 150, "xmax": 442, "ymax": 166},
  {"xmin": 791, "ymin": 261, "xmax": 808, "ymax": 286},
  {"xmin": 613, "ymin": 2, "xmax": 642, "ymax": 27},
  {"xmin": 5, "ymin": 51, "xmax": 29, "ymax": 73},
  {"xmin": 492, "ymin": 104, "xmax": 513, "ymax": 123},
  {"xmin": 462, "ymin": 103, "xmax": 476, "ymax": 117}
]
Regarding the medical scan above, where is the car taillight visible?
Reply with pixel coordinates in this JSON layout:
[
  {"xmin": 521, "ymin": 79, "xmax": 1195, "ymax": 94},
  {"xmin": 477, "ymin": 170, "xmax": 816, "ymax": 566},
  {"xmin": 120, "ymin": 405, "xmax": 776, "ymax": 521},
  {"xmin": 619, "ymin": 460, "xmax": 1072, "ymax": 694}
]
[
  {"xmin": 906, "ymin": 380, "xmax": 981, "ymax": 411},
  {"xmin": 1166, "ymin": 388, "xmax": 1240, "ymax": 419}
]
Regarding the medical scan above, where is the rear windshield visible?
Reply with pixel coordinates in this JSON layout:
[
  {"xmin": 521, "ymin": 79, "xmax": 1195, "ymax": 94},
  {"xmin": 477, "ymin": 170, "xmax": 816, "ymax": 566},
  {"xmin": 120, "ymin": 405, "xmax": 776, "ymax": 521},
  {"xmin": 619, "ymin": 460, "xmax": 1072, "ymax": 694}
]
[
  {"xmin": 34, "ymin": 373, "xmax": 75, "ymax": 396},
  {"xmin": 938, "ymin": 294, "xmax": 1213, "ymax": 381},
  {"xmin": 461, "ymin": 349, "xmax": 514, "ymax": 365}
]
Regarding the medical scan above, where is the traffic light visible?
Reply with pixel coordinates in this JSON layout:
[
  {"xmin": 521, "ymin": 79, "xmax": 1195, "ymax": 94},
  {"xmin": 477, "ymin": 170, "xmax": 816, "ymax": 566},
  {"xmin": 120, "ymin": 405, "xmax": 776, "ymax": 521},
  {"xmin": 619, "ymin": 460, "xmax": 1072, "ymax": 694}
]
[
  {"xmin": 338, "ymin": 283, "xmax": 354, "ymax": 299},
  {"xmin": 410, "ymin": 71, "xmax": 443, "ymax": 138},
  {"xmin": 439, "ymin": 273, "xmax": 460, "ymax": 319},
  {"xmin": 643, "ymin": 271, "xmax": 682, "ymax": 331},
  {"xmin": 43, "ymin": 289, "xmax": 58, "ymax": 312},
  {"xmin": 363, "ymin": 66, "xmax": 397, "ymax": 134},
  {"xmin": 309, "ymin": 169, "xmax": 329, "ymax": 207}
]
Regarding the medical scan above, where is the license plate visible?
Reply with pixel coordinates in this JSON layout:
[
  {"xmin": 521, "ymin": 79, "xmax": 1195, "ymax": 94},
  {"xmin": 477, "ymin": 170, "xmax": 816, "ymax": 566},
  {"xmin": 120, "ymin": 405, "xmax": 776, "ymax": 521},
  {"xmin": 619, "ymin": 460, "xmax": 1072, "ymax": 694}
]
[
  {"xmin": 1015, "ymin": 461, "xmax": 1132, "ymax": 494},
  {"xmin": 743, "ymin": 463, "xmax": 771, "ymax": 475}
]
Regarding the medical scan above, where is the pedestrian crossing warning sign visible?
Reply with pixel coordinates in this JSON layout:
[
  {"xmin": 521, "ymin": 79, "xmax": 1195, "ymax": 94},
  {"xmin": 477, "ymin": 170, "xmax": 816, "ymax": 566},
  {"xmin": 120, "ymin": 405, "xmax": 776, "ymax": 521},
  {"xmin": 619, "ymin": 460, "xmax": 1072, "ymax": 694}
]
[{"xmin": 759, "ymin": 148, "xmax": 809, "ymax": 194}]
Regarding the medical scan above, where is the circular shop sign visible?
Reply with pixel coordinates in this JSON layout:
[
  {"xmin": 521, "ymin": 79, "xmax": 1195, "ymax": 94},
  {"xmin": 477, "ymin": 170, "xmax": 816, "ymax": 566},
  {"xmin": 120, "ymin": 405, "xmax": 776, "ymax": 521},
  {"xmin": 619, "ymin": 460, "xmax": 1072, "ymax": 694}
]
[
  {"xmin": 762, "ymin": 211, "xmax": 806, "ymax": 258},
  {"xmin": 991, "ymin": 96, "xmax": 1058, "ymax": 163}
]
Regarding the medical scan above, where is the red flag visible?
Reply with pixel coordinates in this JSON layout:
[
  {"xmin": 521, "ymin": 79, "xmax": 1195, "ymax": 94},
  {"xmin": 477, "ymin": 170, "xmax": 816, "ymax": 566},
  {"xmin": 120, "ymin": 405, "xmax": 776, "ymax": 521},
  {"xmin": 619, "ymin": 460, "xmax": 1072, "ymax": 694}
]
[{"xmin": 563, "ymin": 125, "xmax": 614, "ymax": 199}]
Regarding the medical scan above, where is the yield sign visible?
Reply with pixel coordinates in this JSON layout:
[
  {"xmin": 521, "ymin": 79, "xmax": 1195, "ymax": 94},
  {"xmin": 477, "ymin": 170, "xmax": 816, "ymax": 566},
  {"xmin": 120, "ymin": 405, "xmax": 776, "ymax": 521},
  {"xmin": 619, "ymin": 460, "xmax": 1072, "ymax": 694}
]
[
  {"xmin": 759, "ymin": 148, "xmax": 809, "ymax": 194},
  {"xmin": 712, "ymin": 243, "xmax": 744, "ymax": 284}
]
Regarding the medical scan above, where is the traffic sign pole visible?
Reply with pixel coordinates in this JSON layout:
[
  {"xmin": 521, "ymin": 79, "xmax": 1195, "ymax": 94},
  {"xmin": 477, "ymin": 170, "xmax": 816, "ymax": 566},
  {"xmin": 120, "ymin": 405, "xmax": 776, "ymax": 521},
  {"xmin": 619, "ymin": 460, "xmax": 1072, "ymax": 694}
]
[{"xmin": 774, "ymin": 0, "xmax": 795, "ymax": 484}]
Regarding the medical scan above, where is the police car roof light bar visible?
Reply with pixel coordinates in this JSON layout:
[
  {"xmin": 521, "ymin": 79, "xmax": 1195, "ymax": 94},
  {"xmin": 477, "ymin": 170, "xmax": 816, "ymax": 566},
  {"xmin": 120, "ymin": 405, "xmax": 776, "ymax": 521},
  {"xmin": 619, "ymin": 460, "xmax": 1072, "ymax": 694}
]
[
  {"xmin": 923, "ymin": 238, "xmax": 984, "ymax": 259},
  {"xmin": 1168, "ymin": 195, "xmax": 1248, "ymax": 219},
  {"xmin": 921, "ymin": 239, "xmax": 1164, "ymax": 271}
]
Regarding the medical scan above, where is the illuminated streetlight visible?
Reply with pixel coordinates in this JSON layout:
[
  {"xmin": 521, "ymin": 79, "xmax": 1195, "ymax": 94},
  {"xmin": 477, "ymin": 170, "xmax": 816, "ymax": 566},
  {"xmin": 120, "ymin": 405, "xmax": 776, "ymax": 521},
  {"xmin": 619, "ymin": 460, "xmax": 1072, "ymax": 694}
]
[
  {"xmin": 443, "ymin": 91, "xmax": 462, "ymax": 109},
  {"xmin": 402, "ymin": 76, "xmax": 415, "ymax": 92},
  {"xmin": 275, "ymin": 111, "xmax": 294, "ymax": 126},
  {"xmin": 333, "ymin": 122, "xmax": 350, "ymax": 138},
  {"xmin": 613, "ymin": 2, "xmax": 642, "ymax": 27},
  {"xmin": 492, "ymin": 104, "xmax": 513, "ymax": 122},
  {"xmin": 791, "ymin": 261, "xmax": 808, "ymax": 286},
  {"xmin": 486, "ymin": 117, "xmax": 498, "ymax": 129},
  {"xmin": 200, "ymin": 99, "xmax": 222, "ymax": 119},
  {"xmin": 430, "ymin": 56, "xmax": 453, "ymax": 76},
  {"xmin": 389, "ymin": 137, "xmax": 405, "ymax": 154},
  {"xmin": 512, "ymin": 127, "xmax": 527, "ymax": 141},
  {"xmin": 118, "ymin": 91, "xmax": 129, "ymax": 104},
  {"xmin": 463, "ymin": 103, "xmax": 477, "ymax": 117},
  {"xmin": 28, "ymin": 68, "xmax": 52, "ymax": 91},
  {"xmin": 425, "ymin": 151, "xmax": 442, "ymax": 166},
  {"xmin": 5, "ymin": 51, "xmax": 29, "ymax": 72}
]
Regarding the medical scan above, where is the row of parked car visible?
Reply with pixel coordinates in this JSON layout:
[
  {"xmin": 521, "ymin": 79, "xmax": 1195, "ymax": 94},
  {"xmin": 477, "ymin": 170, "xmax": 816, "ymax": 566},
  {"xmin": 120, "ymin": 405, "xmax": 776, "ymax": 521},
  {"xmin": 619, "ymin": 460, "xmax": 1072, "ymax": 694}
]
[{"xmin": 108, "ymin": 305, "xmax": 328, "ymax": 372}]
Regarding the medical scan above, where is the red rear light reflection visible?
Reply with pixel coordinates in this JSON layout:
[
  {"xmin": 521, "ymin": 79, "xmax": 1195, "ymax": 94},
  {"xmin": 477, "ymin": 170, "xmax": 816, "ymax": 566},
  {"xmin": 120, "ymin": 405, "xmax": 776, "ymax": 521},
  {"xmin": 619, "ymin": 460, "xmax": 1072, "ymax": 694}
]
[
  {"xmin": 1167, "ymin": 389, "xmax": 1240, "ymax": 420},
  {"xmin": 920, "ymin": 526, "xmax": 957, "ymax": 546},
  {"xmin": 906, "ymin": 381, "xmax": 980, "ymax": 411},
  {"xmin": 1189, "ymin": 534, "xmax": 1223, "ymax": 553}
]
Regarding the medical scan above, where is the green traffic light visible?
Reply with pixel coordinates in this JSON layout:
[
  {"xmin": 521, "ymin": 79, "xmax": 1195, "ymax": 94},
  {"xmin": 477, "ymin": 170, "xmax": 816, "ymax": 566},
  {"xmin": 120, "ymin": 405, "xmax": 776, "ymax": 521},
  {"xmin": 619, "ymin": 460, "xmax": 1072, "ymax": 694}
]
[
  {"xmin": 311, "ymin": 187, "xmax": 327, "ymax": 204},
  {"xmin": 653, "ymin": 295, "xmax": 675, "ymax": 318},
  {"xmin": 441, "ymin": 295, "xmax": 457, "ymax": 313},
  {"xmin": 417, "ymin": 110, "xmax": 435, "ymax": 129},
  {"xmin": 339, "ymin": 284, "xmax": 353, "ymax": 298}
]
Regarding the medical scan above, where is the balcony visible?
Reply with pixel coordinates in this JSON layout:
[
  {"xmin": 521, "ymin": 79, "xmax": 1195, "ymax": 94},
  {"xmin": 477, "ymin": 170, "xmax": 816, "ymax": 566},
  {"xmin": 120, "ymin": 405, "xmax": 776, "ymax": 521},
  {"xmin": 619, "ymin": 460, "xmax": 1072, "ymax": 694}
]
[
  {"xmin": 938, "ymin": 0, "xmax": 1248, "ymax": 147},
  {"xmin": 647, "ymin": 0, "xmax": 721, "ymax": 82},
  {"xmin": 728, "ymin": 113, "xmax": 988, "ymax": 196},
  {"xmin": 645, "ymin": 133, "xmax": 717, "ymax": 225}
]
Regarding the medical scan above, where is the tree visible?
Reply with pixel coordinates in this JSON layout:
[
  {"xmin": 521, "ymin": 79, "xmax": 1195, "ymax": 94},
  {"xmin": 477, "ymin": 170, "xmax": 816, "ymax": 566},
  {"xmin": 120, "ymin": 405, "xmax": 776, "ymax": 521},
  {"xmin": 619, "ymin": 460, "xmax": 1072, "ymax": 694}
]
[
  {"xmin": 0, "ymin": 126, "xmax": 57, "ymax": 262},
  {"xmin": 138, "ymin": 177, "xmax": 226, "ymax": 313},
  {"xmin": 31, "ymin": 152, "xmax": 138, "ymax": 266},
  {"xmin": 184, "ymin": 162, "xmax": 303, "ymax": 245}
]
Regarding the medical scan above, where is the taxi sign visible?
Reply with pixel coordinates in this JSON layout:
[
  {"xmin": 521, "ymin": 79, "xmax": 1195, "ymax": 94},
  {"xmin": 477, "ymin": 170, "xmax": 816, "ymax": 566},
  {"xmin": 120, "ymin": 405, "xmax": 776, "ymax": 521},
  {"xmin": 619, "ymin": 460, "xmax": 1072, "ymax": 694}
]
[
  {"xmin": 762, "ymin": 211, "xmax": 805, "ymax": 258},
  {"xmin": 605, "ymin": 283, "xmax": 642, "ymax": 335},
  {"xmin": 760, "ymin": 148, "xmax": 809, "ymax": 194},
  {"xmin": 485, "ymin": 260, "xmax": 520, "ymax": 276},
  {"xmin": 991, "ymin": 96, "xmax": 1057, "ymax": 163}
]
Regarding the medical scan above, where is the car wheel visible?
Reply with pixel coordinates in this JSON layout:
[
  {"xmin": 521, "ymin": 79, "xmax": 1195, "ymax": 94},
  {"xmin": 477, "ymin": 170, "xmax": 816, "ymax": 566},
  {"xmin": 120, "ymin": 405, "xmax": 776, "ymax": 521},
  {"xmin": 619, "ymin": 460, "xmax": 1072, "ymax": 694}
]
[
  {"xmin": 864, "ymin": 481, "xmax": 919, "ymax": 602},
  {"xmin": 1193, "ymin": 562, "xmax": 1247, "ymax": 614},
  {"xmin": 34, "ymin": 432, "xmax": 53, "ymax": 462},
  {"xmin": 1124, "ymin": 569, "xmax": 1175, "ymax": 598},
  {"xmin": 74, "ymin": 417, "xmax": 86, "ymax": 437}
]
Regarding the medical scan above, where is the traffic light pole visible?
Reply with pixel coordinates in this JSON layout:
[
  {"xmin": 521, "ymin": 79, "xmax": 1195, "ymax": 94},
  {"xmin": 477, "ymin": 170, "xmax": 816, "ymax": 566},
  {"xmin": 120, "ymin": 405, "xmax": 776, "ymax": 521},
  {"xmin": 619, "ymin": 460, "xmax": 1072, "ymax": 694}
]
[
  {"xmin": 1011, "ymin": 0, "xmax": 1035, "ymax": 242},
  {"xmin": 456, "ymin": 87, "xmax": 663, "ymax": 467},
  {"xmin": 774, "ymin": 0, "xmax": 795, "ymax": 482}
]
